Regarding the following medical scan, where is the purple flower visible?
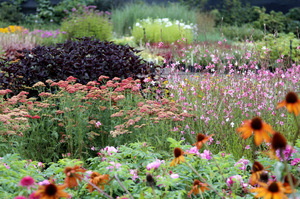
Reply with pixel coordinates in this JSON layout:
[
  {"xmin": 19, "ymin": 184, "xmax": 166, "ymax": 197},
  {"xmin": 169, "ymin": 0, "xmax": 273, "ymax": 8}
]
[
  {"xmin": 226, "ymin": 175, "xmax": 247, "ymax": 189},
  {"xmin": 71, "ymin": 8, "xmax": 77, "ymax": 12},
  {"xmin": 185, "ymin": 146, "xmax": 200, "ymax": 155},
  {"xmin": 291, "ymin": 158, "xmax": 300, "ymax": 166},
  {"xmin": 130, "ymin": 169, "xmax": 139, "ymax": 180},
  {"xmin": 101, "ymin": 146, "xmax": 118, "ymax": 155},
  {"xmin": 106, "ymin": 162, "xmax": 121, "ymax": 171},
  {"xmin": 276, "ymin": 145, "xmax": 296, "ymax": 161},
  {"xmin": 38, "ymin": 179, "xmax": 50, "ymax": 186},
  {"xmin": 234, "ymin": 158, "xmax": 249, "ymax": 171},
  {"xmin": 146, "ymin": 159, "xmax": 164, "ymax": 170},
  {"xmin": 200, "ymin": 150, "xmax": 211, "ymax": 160},
  {"xmin": 170, "ymin": 174, "xmax": 179, "ymax": 179}
]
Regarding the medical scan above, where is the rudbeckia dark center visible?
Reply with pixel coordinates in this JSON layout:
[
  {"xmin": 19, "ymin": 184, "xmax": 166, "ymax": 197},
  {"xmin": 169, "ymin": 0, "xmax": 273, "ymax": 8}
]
[
  {"xmin": 251, "ymin": 117, "xmax": 262, "ymax": 130},
  {"xmin": 286, "ymin": 92, "xmax": 298, "ymax": 103},
  {"xmin": 174, "ymin": 147, "xmax": 183, "ymax": 158},
  {"xmin": 45, "ymin": 184, "xmax": 57, "ymax": 196},
  {"xmin": 268, "ymin": 182, "xmax": 279, "ymax": 192},
  {"xmin": 193, "ymin": 180, "xmax": 201, "ymax": 186},
  {"xmin": 197, "ymin": 134, "xmax": 206, "ymax": 142},
  {"xmin": 271, "ymin": 132, "xmax": 287, "ymax": 150},
  {"xmin": 259, "ymin": 172, "xmax": 269, "ymax": 183}
]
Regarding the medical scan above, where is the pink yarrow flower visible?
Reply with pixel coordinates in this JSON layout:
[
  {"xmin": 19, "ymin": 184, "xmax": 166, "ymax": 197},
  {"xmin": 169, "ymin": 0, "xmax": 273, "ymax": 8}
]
[{"xmin": 14, "ymin": 196, "xmax": 27, "ymax": 199}]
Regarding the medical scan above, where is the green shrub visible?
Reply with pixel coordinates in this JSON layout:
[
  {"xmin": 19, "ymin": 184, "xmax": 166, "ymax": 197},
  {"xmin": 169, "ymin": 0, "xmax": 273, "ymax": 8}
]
[
  {"xmin": 212, "ymin": 1, "xmax": 260, "ymax": 26},
  {"xmin": 132, "ymin": 18, "xmax": 195, "ymax": 44},
  {"xmin": 256, "ymin": 33, "xmax": 300, "ymax": 63},
  {"xmin": 52, "ymin": 0, "xmax": 94, "ymax": 24},
  {"xmin": 60, "ymin": 6, "xmax": 113, "ymax": 41},
  {"xmin": 111, "ymin": 2, "xmax": 197, "ymax": 36},
  {"xmin": 253, "ymin": 9, "xmax": 288, "ymax": 33},
  {"xmin": 222, "ymin": 24, "xmax": 264, "ymax": 41},
  {"xmin": 0, "ymin": 1, "xmax": 24, "ymax": 24}
]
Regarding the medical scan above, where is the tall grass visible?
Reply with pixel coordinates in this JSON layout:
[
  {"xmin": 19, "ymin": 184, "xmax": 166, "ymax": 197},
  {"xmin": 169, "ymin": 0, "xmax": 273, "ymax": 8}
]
[{"xmin": 111, "ymin": 2, "xmax": 197, "ymax": 36}]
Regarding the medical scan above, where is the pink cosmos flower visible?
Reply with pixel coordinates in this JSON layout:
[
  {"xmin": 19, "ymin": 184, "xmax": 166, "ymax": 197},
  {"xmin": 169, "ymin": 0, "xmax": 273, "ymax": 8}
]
[
  {"xmin": 200, "ymin": 150, "xmax": 211, "ymax": 160},
  {"xmin": 38, "ymin": 179, "xmax": 50, "ymax": 186},
  {"xmin": 19, "ymin": 176, "xmax": 35, "ymax": 189},
  {"xmin": 101, "ymin": 146, "xmax": 118, "ymax": 155},
  {"xmin": 234, "ymin": 158, "xmax": 249, "ymax": 171}
]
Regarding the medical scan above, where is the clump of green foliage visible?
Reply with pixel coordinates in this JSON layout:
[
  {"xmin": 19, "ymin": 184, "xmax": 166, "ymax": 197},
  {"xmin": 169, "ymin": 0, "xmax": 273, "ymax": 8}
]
[
  {"xmin": 111, "ymin": 3, "xmax": 197, "ymax": 36},
  {"xmin": 222, "ymin": 24, "xmax": 264, "ymax": 41},
  {"xmin": 132, "ymin": 18, "xmax": 195, "ymax": 44},
  {"xmin": 60, "ymin": 5, "xmax": 112, "ymax": 41}
]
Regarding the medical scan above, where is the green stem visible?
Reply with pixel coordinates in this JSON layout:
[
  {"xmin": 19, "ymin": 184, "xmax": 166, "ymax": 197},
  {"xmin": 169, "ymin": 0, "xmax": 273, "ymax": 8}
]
[
  {"xmin": 203, "ymin": 144, "xmax": 227, "ymax": 183},
  {"xmin": 150, "ymin": 184, "xmax": 157, "ymax": 199},
  {"xmin": 292, "ymin": 114, "xmax": 300, "ymax": 146},
  {"xmin": 252, "ymin": 137, "xmax": 257, "ymax": 161},
  {"xmin": 114, "ymin": 174, "xmax": 134, "ymax": 199},
  {"xmin": 185, "ymin": 161, "xmax": 224, "ymax": 199},
  {"xmin": 280, "ymin": 150, "xmax": 296, "ymax": 199}
]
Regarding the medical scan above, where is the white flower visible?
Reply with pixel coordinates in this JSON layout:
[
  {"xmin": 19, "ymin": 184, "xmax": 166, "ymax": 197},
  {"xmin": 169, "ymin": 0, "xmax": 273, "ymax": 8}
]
[
  {"xmin": 230, "ymin": 122, "xmax": 234, "ymax": 127},
  {"xmin": 162, "ymin": 18, "xmax": 169, "ymax": 22},
  {"xmin": 135, "ymin": 22, "xmax": 140, "ymax": 27}
]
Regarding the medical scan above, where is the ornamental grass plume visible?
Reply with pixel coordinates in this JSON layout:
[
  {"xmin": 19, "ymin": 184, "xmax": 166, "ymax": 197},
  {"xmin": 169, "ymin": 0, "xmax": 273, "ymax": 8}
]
[
  {"xmin": 277, "ymin": 92, "xmax": 300, "ymax": 116},
  {"xmin": 170, "ymin": 147, "xmax": 185, "ymax": 166},
  {"xmin": 193, "ymin": 133, "xmax": 214, "ymax": 150},
  {"xmin": 188, "ymin": 179, "xmax": 209, "ymax": 197},
  {"xmin": 64, "ymin": 165, "xmax": 86, "ymax": 188},
  {"xmin": 250, "ymin": 181, "xmax": 288, "ymax": 199},
  {"xmin": 236, "ymin": 117, "xmax": 274, "ymax": 146},
  {"xmin": 34, "ymin": 178, "xmax": 70, "ymax": 199},
  {"xmin": 86, "ymin": 172, "xmax": 109, "ymax": 193}
]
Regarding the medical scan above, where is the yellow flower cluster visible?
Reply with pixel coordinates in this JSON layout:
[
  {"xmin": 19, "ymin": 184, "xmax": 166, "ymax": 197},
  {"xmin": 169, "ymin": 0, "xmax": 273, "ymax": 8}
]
[{"xmin": 0, "ymin": 25, "xmax": 28, "ymax": 33}]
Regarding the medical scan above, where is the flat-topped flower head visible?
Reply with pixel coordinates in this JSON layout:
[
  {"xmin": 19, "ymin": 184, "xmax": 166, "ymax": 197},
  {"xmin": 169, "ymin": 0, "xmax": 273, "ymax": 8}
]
[
  {"xmin": 188, "ymin": 179, "xmax": 209, "ymax": 196},
  {"xmin": 193, "ymin": 133, "xmax": 214, "ymax": 149},
  {"xmin": 236, "ymin": 117, "xmax": 274, "ymax": 146},
  {"xmin": 170, "ymin": 147, "xmax": 185, "ymax": 166},
  {"xmin": 277, "ymin": 92, "xmax": 300, "ymax": 116},
  {"xmin": 250, "ymin": 181, "xmax": 288, "ymax": 199}
]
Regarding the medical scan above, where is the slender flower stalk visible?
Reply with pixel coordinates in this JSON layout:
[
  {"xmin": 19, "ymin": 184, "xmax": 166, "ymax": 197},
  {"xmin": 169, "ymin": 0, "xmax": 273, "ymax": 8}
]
[
  {"xmin": 292, "ymin": 114, "xmax": 300, "ymax": 146},
  {"xmin": 203, "ymin": 143, "xmax": 227, "ymax": 183},
  {"xmin": 185, "ymin": 161, "xmax": 225, "ymax": 199},
  {"xmin": 280, "ymin": 150, "xmax": 296, "ymax": 199},
  {"xmin": 78, "ymin": 176, "xmax": 113, "ymax": 199},
  {"xmin": 114, "ymin": 174, "xmax": 134, "ymax": 199}
]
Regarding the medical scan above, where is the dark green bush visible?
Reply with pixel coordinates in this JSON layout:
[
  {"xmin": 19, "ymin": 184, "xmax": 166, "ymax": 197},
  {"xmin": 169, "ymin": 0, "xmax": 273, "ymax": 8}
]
[
  {"xmin": 0, "ymin": 37, "xmax": 153, "ymax": 94},
  {"xmin": 222, "ymin": 24, "xmax": 264, "ymax": 41},
  {"xmin": 0, "ymin": 1, "xmax": 24, "ymax": 24},
  {"xmin": 253, "ymin": 9, "xmax": 288, "ymax": 34},
  {"xmin": 60, "ymin": 5, "xmax": 113, "ymax": 41}
]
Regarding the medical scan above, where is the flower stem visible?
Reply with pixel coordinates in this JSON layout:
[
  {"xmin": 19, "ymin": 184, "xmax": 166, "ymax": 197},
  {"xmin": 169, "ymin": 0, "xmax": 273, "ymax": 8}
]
[
  {"xmin": 203, "ymin": 144, "xmax": 227, "ymax": 183},
  {"xmin": 185, "ymin": 161, "xmax": 225, "ymax": 199},
  {"xmin": 252, "ymin": 137, "xmax": 257, "ymax": 161},
  {"xmin": 79, "ymin": 176, "xmax": 114, "ymax": 199},
  {"xmin": 150, "ymin": 184, "xmax": 157, "ymax": 199},
  {"xmin": 114, "ymin": 174, "xmax": 134, "ymax": 199},
  {"xmin": 292, "ymin": 114, "xmax": 300, "ymax": 146},
  {"xmin": 280, "ymin": 150, "xmax": 296, "ymax": 199}
]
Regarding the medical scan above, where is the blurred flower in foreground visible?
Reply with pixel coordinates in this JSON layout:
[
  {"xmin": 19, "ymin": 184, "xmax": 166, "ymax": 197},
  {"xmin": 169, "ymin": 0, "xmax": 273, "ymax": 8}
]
[
  {"xmin": 277, "ymin": 92, "xmax": 300, "ymax": 116},
  {"xmin": 236, "ymin": 117, "xmax": 274, "ymax": 146},
  {"xmin": 188, "ymin": 179, "xmax": 209, "ymax": 196},
  {"xmin": 250, "ymin": 181, "xmax": 288, "ymax": 199}
]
